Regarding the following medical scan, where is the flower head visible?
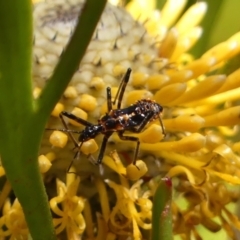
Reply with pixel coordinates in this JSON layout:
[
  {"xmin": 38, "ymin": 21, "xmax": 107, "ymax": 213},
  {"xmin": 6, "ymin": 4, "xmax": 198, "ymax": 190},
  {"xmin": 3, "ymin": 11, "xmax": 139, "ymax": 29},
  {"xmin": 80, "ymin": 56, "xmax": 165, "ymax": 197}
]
[{"xmin": 2, "ymin": 0, "xmax": 239, "ymax": 238}]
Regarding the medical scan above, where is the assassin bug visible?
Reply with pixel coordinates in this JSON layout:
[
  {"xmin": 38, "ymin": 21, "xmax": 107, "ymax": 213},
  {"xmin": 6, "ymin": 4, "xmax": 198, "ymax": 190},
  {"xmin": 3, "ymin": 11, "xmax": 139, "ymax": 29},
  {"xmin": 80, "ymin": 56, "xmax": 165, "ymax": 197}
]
[{"xmin": 48, "ymin": 68, "xmax": 165, "ymax": 172}]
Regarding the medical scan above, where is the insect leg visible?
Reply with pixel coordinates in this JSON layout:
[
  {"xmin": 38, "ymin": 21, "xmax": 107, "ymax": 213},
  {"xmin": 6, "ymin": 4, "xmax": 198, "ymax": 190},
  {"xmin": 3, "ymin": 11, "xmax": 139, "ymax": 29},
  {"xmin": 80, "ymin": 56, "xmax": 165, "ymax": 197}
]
[
  {"xmin": 118, "ymin": 131, "xmax": 140, "ymax": 165},
  {"xmin": 59, "ymin": 112, "xmax": 81, "ymax": 147},
  {"xmin": 66, "ymin": 142, "xmax": 84, "ymax": 174},
  {"xmin": 61, "ymin": 111, "xmax": 93, "ymax": 127},
  {"xmin": 106, "ymin": 87, "xmax": 112, "ymax": 112},
  {"xmin": 113, "ymin": 68, "xmax": 132, "ymax": 109},
  {"xmin": 134, "ymin": 111, "xmax": 155, "ymax": 133},
  {"xmin": 96, "ymin": 133, "xmax": 112, "ymax": 165}
]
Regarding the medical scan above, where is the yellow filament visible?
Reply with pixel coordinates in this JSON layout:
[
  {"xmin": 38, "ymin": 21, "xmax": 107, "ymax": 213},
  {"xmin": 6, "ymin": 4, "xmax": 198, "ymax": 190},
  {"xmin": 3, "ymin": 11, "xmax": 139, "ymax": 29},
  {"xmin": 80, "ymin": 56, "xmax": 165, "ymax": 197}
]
[
  {"xmin": 113, "ymin": 132, "xmax": 204, "ymax": 153},
  {"xmin": 146, "ymin": 74, "xmax": 169, "ymax": 91},
  {"xmin": 154, "ymin": 82, "xmax": 187, "ymax": 104},
  {"xmin": 158, "ymin": 151, "xmax": 205, "ymax": 169},
  {"xmin": 163, "ymin": 115, "xmax": 205, "ymax": 132},
  {"xmin": 167, "ymin": 70, "xmax": 193, "ymax": 86},
  {"xmin": 200, "ymin": 200, "xmax": 216, "ymax": 219},
  {"xmin": 132, "ymin": 217, "xmax": 142, "ymax": 240},
  {"xmin": 202, "ymin": 40, "xmax": 240, "ymax": 63},
  {"xmin": 167, "ymin": 165, "xmax": 202, "ymax": 185},
  {"xmin": 175, "ymin": 2, "xmax": 207, "ymax": 34},
  {"xmin": 158, "ymin": 0, "xmax": 187, "ymax": 28},
  {"xmin": 204, "ymin": 106, "xmax": 240, "ymax": 127},
  {"xmin": 201, "ymin": 217, "xmax": 221, "ymax": 232},
  {"xmin": 216, "ymin": 68, "xmax": 240, "ymax": 93},
  {"xmin": 139, "ymin": 124, "xmax": 164, "ymax": 143},
  {"xmin": 96, "ymin": 213, "xmax": 108, "ymax": 240},
  {"xmin": 187, "ymin": 87, "xmax": 240, "ymax": 107},
  {"xmin": 181, "ymin": 57, "xmax": 215, "ymax": 79},
  {"xmin": 170, "ymin": 75, "xmax": 226, "ymax": 104},
  {"xmin": 83, "ymin": 200, "xmax": 94, "ymax": 239},
  {"xmin": 102, "ymin": 155, "xmax": 126, "ymax": 176},
  {"xmin": 159, "ymin": 28, "xmax": 178, "ymax": 58},
  {"xmin": 206, "ymin": 169, "xmax": 240, "ymax": 184},
  {"xmin": 218, "ymin": 126, "xmax": 239, "ymax": 137},
  {"xmin": 223, "ymin": 208, "xmax": 240, "ymax": 229},
  {"xmin": 171, "ymin": 27, "xmax": 202, "ymax": 61},
  {"xmin": 171, "ymin": 133, "xmax": 205, "ymax": 152},
  {"xmin": 95, "ymin": 178, "xmax": 110, "ymax": 222},
  {"xmin": 125, "ymin": 0, "xmax": 155, "ymax": 21},
  {"xmin": 126, "ymin": 90, "xmax": 153, "ymax": 105},
  {"xmin": 131, "ymin": 72, "xmax": 148, "ymax": 87},
  {"xmin": 213, "ymin": 144, "xmax": 239, "ymax": 163}
]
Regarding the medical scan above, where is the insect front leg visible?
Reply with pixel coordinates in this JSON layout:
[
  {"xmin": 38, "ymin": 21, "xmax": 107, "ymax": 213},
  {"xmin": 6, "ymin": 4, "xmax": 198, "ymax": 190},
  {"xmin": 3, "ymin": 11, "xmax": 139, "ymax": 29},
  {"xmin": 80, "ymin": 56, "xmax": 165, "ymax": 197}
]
[
  {"xmin": 60, "ymin": 111, "xmax": 94, "ymax": 174},
  {"xmin": 60, "ymin": 111, "xmax": 94, "ymax": 147},
  {"xmin": 134, "ymin": 111, "xmax": 155, "ymax": 133},
  {"xmin": 118, "ymin": 131, "xmax": 140, "ymax": 165}
]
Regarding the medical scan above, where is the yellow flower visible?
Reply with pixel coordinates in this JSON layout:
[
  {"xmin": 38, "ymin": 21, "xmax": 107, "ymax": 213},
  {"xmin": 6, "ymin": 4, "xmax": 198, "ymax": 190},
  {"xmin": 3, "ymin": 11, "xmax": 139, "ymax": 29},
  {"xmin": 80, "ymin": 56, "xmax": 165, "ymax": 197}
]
[
  {"xmin": 0, "ymin": 198, "xmax": 29, "ymax": 239},
  {"xmin": 50, "ymin": 168, "xmax": 86, "ymax": 237},
  {"xmin": 2, "ymin": 0, "xmax": 237, "ymax": 238}
]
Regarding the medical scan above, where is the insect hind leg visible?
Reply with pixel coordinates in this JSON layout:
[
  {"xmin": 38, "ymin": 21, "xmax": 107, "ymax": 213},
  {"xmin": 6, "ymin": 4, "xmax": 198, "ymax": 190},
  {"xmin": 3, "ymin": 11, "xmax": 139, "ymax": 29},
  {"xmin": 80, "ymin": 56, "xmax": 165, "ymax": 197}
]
[{"xmin": 118, "ymin": 131, "xmax": 140, "ymax": 165}]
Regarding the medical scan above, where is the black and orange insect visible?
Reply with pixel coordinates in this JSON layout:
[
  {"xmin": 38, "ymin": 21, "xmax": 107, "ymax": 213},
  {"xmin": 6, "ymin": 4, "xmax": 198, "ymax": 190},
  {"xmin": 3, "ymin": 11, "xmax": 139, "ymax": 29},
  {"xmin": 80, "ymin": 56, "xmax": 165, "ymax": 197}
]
[{"xmin": 48, "ymin": 68, "xmax": 165, "ymax": 171}]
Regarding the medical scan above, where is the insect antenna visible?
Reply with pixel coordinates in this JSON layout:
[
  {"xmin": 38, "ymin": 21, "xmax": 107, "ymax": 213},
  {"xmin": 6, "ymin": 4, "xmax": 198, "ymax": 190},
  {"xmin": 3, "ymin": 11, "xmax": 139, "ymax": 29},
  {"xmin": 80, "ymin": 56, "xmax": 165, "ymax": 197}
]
[
  {"xmin": 158, "ymin": 115, "xmax": 166, "ymax": 137},
  {"xmin": 112, "ymin": 68, "xmax": 132, "ymax": 109}
]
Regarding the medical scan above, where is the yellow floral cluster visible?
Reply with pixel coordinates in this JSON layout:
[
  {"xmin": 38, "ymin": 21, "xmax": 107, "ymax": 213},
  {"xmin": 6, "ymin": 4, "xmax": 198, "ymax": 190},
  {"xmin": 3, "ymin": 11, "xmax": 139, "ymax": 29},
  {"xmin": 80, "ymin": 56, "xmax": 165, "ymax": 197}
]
[{"xmin": 0, "ymin": 0, "xmax": 240, "ymax": 239}]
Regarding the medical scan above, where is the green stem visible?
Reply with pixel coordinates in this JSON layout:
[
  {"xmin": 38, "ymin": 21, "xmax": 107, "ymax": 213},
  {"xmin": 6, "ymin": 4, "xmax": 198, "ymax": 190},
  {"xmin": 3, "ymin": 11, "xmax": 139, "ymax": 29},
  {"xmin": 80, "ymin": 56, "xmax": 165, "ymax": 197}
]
[
  {"xmin": 151, "ymin": 177, "xmax": 173, "ymax": 240},
  {"xmin": 0, "ymin": 0, "xmax": 107, "ymax": 239}
]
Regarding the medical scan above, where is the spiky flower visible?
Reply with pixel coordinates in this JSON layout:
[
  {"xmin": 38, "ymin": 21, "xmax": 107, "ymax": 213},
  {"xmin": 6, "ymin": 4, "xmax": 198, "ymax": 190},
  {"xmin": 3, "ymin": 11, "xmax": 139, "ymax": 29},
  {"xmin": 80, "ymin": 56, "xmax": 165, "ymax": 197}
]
[{"xmin": 1, "ymin": 0, "xmax": 240, "ymax": 239}]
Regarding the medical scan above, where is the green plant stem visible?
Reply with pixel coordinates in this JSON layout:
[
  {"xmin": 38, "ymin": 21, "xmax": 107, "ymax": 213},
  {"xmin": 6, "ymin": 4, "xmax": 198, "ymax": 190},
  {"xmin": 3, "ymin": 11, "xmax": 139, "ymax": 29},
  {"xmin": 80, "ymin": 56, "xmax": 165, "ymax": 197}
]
[
  {"xmin": 151, "ymin": 177, "xmax": 173, "ymax": 240},
  {"xmin": 0, "ymin": 0, "xmax": 107, "ymax": 239}
]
